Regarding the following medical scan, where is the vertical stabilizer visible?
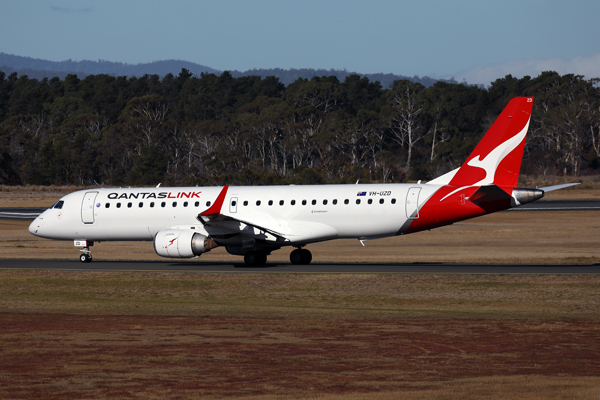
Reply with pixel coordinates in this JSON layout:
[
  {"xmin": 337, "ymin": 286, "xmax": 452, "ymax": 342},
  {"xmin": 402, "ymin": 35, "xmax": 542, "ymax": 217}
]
[{"xmin": 448, "ymin": 97, "xmax": 534, "ymax": 188}]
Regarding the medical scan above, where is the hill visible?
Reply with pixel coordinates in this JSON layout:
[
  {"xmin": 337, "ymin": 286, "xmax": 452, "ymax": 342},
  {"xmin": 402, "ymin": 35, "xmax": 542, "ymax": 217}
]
[{"xmin": 0, "ymin": 52, "xmax": 455, "ymax": 87}]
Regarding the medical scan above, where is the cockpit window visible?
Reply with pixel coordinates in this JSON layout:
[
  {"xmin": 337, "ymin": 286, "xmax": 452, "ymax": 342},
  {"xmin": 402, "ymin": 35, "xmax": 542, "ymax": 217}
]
[{"xmin": 50, "ymin": 200, "xmax": 64, "ymax": 209}]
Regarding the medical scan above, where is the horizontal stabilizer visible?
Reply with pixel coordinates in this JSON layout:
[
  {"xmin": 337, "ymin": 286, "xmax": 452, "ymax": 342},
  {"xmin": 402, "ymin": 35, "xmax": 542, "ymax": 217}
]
[{"xmin": 539, "ymin": 183, "xmax": 580, "ymax": 192}]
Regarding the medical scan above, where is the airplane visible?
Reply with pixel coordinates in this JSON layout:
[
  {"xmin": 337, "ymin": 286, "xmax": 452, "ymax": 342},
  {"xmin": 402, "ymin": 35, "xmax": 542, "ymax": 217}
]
[{"xmin": 28, "ymin": 97, "xmax": 577, "ymax": 266}]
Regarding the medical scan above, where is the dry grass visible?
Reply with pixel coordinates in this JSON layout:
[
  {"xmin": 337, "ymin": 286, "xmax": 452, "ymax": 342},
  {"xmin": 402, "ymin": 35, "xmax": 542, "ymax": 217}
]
[
  {"xmin": 2, "ymin": 210, "xmax": 599, "ymax": 265},
  {"xmin": 1, "ymin": 271, "xmax": 600, "ymax": 319}
]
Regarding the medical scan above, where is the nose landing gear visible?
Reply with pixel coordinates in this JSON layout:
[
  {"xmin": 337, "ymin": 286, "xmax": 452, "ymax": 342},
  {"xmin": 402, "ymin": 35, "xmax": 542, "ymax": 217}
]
[
  {"xmin": 79, "ymin": 251, "xmax": 92, "ymax": 263},
  {"xmin": 75, "ymin": 240, "xmax": 93, "ymax": 262}
]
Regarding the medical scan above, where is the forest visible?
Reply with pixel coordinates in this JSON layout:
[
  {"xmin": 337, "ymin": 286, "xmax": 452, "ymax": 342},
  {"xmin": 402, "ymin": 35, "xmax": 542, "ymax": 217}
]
[{"xmin": 0, "ymin": 69, "xmax": 598, "ymax": 187}]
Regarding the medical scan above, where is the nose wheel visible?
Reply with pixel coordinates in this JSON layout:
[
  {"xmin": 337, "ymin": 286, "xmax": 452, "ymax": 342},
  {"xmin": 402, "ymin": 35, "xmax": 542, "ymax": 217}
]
[{"xmin": 79, "ymin": 247, "xmax": 92, "ymax": 262}]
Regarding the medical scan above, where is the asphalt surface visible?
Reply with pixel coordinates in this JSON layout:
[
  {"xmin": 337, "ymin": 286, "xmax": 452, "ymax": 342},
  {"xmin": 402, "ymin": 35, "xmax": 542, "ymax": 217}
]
[
  {"xmin": 1, "ymin": 259, "xmax": 599, "ymax": 274},
  {"xmin": 1, "ymin": 200, "xmax": 599, "ymax": 221},
  {"xmin": 0, "ymin": 208, "xmax": 46, "ymax": 220},
  {"xmin": 506, "ymin": 199, "xmax": 600, "ymax": 211}
]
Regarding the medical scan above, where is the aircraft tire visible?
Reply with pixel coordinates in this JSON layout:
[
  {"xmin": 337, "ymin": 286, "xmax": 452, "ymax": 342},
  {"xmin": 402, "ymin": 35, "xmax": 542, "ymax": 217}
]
[
  {"xmin": 300, "ymin": 249, "xmax": 312, "ymax": 265},
  {"xmin": 290, "ymin": 249, "xmax": 303, "ymax": 264},
  {"xmin": 80, "ymin": 254, "xmax": 91, "ymax": 263},
  {"xmin": 258, "ymin": 252, "xmax": 267, "ymax": 266},
  {"xmin": 244, "ymin": 251, "xmax": 267, "ymax": 267}
]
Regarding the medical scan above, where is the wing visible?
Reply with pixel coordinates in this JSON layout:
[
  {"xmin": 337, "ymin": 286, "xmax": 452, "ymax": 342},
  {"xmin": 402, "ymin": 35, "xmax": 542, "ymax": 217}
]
[
  {"xmin": 197, "ymin": 185, "xmax": 337, "ymax": 244},
  {"xmin": 197, "ymin": 185, "xmax": 287, "ymax": 240}
]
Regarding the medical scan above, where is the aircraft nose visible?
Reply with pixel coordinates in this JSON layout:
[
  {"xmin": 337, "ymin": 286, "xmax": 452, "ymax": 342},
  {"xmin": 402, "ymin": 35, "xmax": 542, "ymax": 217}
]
[{"xmin": 29, "ymin": 217, "xmax": 41, "ymax": 236}]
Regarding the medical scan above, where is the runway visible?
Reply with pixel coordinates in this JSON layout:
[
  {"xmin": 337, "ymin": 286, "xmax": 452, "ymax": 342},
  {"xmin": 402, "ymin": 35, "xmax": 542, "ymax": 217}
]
[
  {"xmin": 1, "ymin": 259, "xmax": 599, "ymax": 274},
  {"xmin": 506, "ymin": 199, "xmax": 600, "ymax": 211},
  {"xmin": 1, "ymin": 200, "xmax": 599, "ymax": 220},
  {"xmin": 0, "ymin": 208, "xmax": 46, "ymax": 220}
]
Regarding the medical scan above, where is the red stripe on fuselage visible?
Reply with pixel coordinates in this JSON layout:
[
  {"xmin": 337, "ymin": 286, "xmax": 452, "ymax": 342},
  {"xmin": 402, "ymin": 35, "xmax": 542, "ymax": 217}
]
[{"xmin": 405, "ymin": 185, "xmax": 484, "ymax": 234}]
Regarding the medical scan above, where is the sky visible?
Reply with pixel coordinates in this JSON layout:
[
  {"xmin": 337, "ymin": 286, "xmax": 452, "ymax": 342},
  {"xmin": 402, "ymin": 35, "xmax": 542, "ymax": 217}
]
[{"xmin": 2, "ymin": 0, "xmax": 600, "ymax": 85}]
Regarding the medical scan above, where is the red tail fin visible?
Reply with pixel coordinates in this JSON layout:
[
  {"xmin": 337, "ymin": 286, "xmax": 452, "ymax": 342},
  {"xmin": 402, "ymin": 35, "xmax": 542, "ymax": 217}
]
[{"xmin": 449, "ymin": 97, "xmax": 534, "ymax": 188}]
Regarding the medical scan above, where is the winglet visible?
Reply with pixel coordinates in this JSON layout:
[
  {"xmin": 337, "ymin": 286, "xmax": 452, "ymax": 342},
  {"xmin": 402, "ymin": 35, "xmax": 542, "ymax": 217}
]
[{"xmin": 201, "ymin": 185, "xmax": 229, "ymax": 216}]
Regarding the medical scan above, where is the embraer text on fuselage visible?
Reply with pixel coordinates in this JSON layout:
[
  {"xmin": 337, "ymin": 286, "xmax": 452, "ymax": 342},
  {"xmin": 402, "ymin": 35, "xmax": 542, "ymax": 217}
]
[{"xmin": 107, "ymin": 191, "xmax": 202, "ymax": 200}]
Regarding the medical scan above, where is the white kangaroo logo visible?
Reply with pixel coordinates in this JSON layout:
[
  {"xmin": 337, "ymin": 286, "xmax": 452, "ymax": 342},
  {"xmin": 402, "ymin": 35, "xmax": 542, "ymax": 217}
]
[{"xmin": 440, "ymin": 118, "xmax": 530, "ymax": 201}]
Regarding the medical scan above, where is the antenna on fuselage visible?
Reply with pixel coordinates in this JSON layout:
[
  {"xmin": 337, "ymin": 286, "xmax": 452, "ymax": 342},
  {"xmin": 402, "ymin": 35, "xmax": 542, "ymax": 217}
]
[
  {"xmin": 156, "ymin": 183, "xmax": 161, "ymax": 188},
  {"xmin": 356, "ymin": 180, "xmax": 359, "ymax": 184}
]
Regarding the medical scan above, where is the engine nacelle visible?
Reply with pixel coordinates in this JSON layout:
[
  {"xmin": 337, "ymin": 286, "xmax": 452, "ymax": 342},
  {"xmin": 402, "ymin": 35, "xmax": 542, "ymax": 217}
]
[{"xmin": 154, "ymin": 229, "xmax": 218, "ymax": 258}]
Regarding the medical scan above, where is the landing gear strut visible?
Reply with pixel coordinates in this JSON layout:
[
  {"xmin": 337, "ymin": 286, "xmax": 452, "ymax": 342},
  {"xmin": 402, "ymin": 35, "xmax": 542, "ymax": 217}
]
[
  {"xmin": 290, "ymin": 248, "xmax": 312, "ymax": 265},
  {"xmin": 244, "ymin": 250, "xmax": 267, "ymax": 266}
]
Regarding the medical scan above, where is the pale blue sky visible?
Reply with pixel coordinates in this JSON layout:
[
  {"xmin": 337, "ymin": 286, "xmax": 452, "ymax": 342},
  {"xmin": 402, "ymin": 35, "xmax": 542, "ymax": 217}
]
[{"xmin": 2, "ymin": 0, "xmax": 600, "ymax": 84}]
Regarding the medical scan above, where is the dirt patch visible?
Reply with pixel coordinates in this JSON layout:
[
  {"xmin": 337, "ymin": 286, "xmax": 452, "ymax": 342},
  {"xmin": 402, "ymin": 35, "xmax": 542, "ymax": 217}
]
[{"xmin": 1, "ymin": 313, "xmax": 599, "ymax": 399}]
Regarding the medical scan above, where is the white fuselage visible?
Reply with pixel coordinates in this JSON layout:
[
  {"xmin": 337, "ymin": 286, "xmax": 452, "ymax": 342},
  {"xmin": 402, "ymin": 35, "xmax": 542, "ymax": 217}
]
[{"xmin": 29, "ymin": 183, "xmax": 440, "ymax": 246}]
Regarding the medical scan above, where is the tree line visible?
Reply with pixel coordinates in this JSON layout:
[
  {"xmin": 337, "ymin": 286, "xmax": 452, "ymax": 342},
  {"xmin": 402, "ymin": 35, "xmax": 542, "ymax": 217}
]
[{"xmin": 0, "ymin": 69, "xmax": 598, "ymax": 187}]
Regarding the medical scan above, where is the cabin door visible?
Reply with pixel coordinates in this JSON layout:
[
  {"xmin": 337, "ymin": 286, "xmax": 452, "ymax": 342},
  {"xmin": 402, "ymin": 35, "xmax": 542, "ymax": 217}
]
[
  {"xmin": 81, "ymin": 191, "xmax": 98, "ymax": 224},
  {"xmin": 405, "ymin": 187, "xmax": 421, "ymax": 219}
]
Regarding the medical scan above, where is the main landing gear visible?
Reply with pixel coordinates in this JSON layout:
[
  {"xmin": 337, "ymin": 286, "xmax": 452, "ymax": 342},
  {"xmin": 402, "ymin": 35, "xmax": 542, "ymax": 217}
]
[
  {"xmin": 290, "ymin": 248, "xmax": 312, "ymax": 265},
  {"xmin": 244, "ymin": 250, "xmax": 268, "ymax": 267},
  {"xmin": 243, "ymin": 248, "xmax": 313, "ymax": 266}
]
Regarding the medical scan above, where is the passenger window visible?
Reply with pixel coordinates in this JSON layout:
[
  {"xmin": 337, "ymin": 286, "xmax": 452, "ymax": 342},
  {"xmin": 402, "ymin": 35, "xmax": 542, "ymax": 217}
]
[
  {"xmin": 344, "ymin": 199, "xmax": 349, "ymax": 205},
  {"xmin": 302, "ymin": 200, "xmax": 307, "ymax": 206},
  {"xmin": 391, "ymin": 198, "xmax": 396, "ymax": 204},
  {"xmin": 161, "ymin": 202, "xmax": 166, "ymax": 207},
  {"xmin": 127, "ymin": 202, "xmax": 132, "ymax": 208},
  {"xmin": 323, "ymin": 199, "xmax": 328, "ymax": 205},
  {"xmin": 232, "ymin": 201, "xmax": 237, "ymax": 207},
  {"xmin": 268, "ymin": 200, "xmax": 273, "ymax": 206},
  {"xmin": 195, "ymin": 201, "xmax": 199, "ymax": 207},
  {"xmin": 105, "ymin": 203, "xmax": 110, "ymax": 208},
  {"xmin": 243, "ymin": 200, "xmax": 248, "ymax": 206},
  {"xmin": 368, "ymin": 199, "xmax": 373, "ymax": 204},
  {"xmin": 206, "ymin": 201, "xmax": 211, "ymax": 207},
  {"xmin": 379, "ymin": 198, "xmax": 384, "ymax": 204},
  {"xmin": 356, "ymin": 199, "xmax": 361, "ymax": 205},
  {"xmin": 291, "ymin": 200, "xmax": 296, "ymax": 205},
  {"xmin": 172, "ymin": 202, "xmax": 177, "ymax": 207},
  {"xmin": 256, "ymin": 200, "xmax": 261, "ymax": 206},
  {"xmin": 333, "ymin": 199, "xmax": 337, "ymax": 205},
  {"xmin": 117, "ymin": 203, "xmax": 121, "ymax": 208},
  {"xmin": 139, "ymin": 202, "xmax": 143, "ymax": 207},
  {"xmin": 279, "ymin": 200, "xmax": 284, "ymax": 206},
  {"xmin": 311, "ymin": 200, "xmax": 316, "ymax": 205},
  {"xmin": 184, "ymin": 201, "xmax": 188, "ymax": 207},
  {"xmin": 150, "ymin": 202, "xmax": 155, "ymax": 208}
]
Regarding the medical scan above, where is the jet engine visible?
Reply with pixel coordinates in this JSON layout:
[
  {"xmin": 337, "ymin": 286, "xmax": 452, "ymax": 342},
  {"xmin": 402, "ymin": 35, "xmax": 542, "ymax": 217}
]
[{"xmin": 154, "ymin": 229, "xmax": 218, "ymax": 258}]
